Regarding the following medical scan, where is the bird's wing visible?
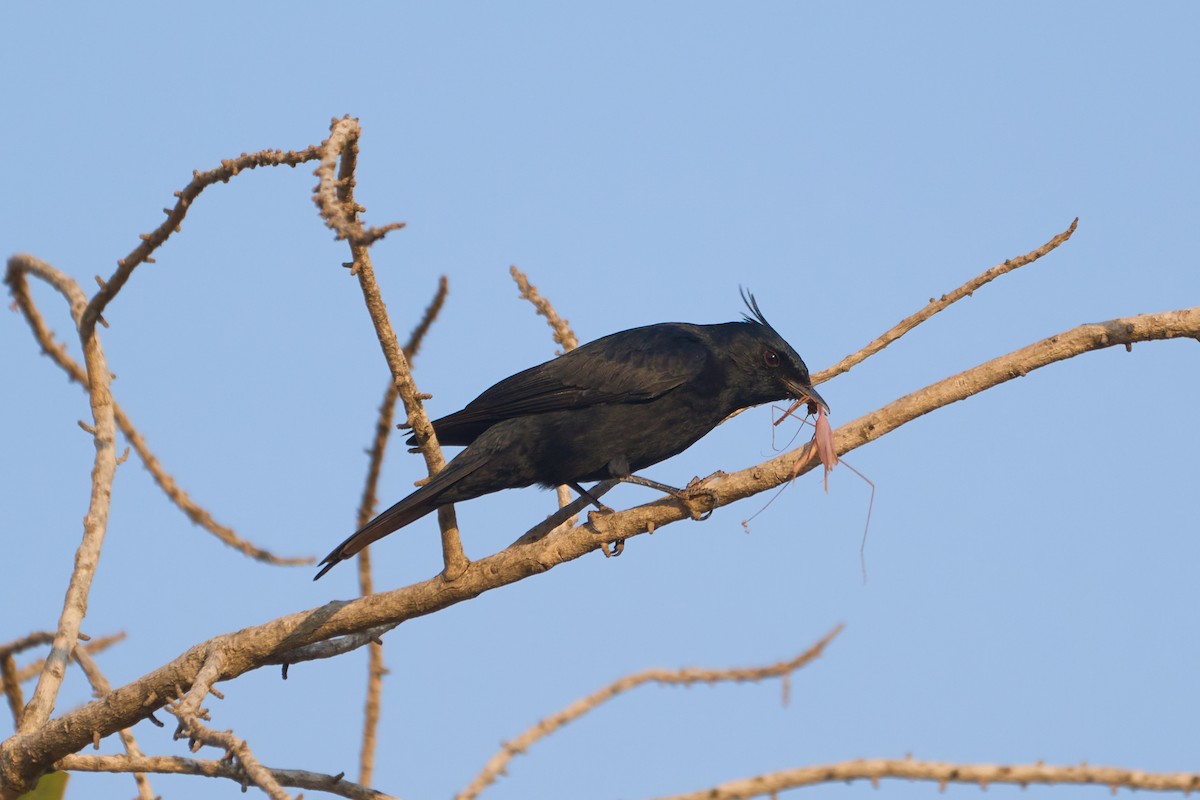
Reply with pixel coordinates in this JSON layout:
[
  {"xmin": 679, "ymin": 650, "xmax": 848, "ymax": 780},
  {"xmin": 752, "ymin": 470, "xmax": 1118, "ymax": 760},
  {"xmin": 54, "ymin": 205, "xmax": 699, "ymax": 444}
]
[{"xmin": 427, "ymin": 324, "xmax": 709, "ymax": 446}]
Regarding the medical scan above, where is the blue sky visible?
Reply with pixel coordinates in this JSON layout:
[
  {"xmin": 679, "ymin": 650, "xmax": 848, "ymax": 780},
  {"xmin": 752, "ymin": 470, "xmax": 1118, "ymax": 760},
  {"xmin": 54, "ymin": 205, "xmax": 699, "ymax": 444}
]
[{"xmin": 3, "ymin": 3, "xmax": 1198, "ymax": 799}]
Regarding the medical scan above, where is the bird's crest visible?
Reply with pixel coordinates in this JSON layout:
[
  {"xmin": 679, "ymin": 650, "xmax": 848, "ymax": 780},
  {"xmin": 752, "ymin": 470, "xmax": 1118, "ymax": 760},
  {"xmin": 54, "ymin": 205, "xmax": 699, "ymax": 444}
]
[{"xmin": 739, "ymin": 287, "xmax": 781, "ymax": 338}]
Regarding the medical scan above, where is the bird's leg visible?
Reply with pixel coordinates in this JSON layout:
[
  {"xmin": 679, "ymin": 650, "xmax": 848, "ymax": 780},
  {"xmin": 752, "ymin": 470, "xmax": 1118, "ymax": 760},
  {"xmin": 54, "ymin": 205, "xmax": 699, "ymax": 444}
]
[
  {"xmin": 568, "ymin": 482, "xmax": 616, "ymax": 514},
  {"xmin": 615, "ymin": 474, "xmax": 718, "ymax": 522}
]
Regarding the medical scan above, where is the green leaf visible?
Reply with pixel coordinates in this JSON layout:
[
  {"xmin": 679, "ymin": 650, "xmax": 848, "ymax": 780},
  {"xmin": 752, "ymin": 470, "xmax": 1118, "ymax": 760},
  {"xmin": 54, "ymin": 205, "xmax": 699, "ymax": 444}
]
[{"xmin": 17, "ymin": 771, "xmax": 69, "ymax": 800}]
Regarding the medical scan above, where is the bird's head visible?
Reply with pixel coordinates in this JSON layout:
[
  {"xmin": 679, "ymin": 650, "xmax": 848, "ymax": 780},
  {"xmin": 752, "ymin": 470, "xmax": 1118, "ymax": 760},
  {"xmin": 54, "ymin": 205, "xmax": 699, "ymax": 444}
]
[{"xmin": 730, "ymin": 289, "xmax": 829, "ymax": 414}]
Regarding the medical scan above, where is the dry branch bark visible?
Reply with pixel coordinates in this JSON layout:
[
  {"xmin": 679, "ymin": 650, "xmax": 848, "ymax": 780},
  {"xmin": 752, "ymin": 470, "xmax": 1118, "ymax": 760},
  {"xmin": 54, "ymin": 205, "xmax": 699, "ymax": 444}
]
[
  {"xmin": 354, "ymin": 275, "xmax": 449, "ymax": 785},
  {"xmin": 458, "ymin": 625, "xmax": 843, "ymax": 800},
  {"xmin": 312, "ymin": 116, "xmax": 468, "ymax": 578},
  {"xmin": 653, "ymin": 757, "xmax": 1200, "ymax": 799},
  {"xmin": 60, "ymin": 754, "xmax": 397, "ymax": 800}
]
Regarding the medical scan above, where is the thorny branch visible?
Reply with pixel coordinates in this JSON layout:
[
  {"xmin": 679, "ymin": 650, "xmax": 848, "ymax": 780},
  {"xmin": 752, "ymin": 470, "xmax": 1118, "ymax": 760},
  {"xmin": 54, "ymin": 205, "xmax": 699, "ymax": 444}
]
[
  {"xmin": 353, "ymin": 274, "xmax": 449, "ymax": 785},
  {"xmin": 510, "ymin": 266, "xmax": 582, "ymax": 533},
  {"xmin": 813, "ymin": 218, "xmax": 1078, "ymax": 385},
  {"xmin": 652, "ymin": 757, "xmax": 1200, "ymax": 799},
  {"xmin": 457, "ymin": 625, "xmax": 843, "ymax": 800},
  {"xmin": 82, "ymin": 144, "xmax": 322, "ymax": 339},
  {"xmin": 2, "ymin": 128, "xmax": 395, "ymax": 797},
  {"xmin": 312, "ymin": 116, "xmax": 468, "ymax": 579},
  {"xmin": 509, "ymin": 265, "xmax": 579, "ymax": 353},
  {"xmin": 4, "ymin": 255, "xmax": 115, "ymax": 743},
  {"xmin": 8, "ymin": 268, "xmax": 310, "ymax": 564},
  {"xmin": 167, "ymin": 651, "xmax": 296, "ymax": 800}
]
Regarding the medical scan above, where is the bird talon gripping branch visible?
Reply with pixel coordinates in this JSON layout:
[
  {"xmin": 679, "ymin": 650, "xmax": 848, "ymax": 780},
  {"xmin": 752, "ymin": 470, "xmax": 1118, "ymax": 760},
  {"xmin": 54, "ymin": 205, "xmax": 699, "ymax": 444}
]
[{"xmin": 315, "ymin": 290, "xmax": 828, "ymax": 579}]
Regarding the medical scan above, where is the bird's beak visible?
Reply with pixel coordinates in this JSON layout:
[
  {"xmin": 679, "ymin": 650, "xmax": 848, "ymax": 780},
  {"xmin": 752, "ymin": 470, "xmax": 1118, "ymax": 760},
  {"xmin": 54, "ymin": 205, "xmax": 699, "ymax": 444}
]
[{"xmin": 787, "ymin": 379, "xmax": 830, "ymax": 415}]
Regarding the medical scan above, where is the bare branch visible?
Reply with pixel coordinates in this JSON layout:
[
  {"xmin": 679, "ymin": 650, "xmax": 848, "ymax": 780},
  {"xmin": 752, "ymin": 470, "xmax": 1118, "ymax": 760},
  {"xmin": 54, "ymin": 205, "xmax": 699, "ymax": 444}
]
[
  {"xmin": 509, "ymin": 265, "xmax": 580, "ymax": 353},
  {"xmin": 71, "ymin": 647, "xmax": 154, "ymax": 800},
  {"xmin": 81, "ymin": 144, "xmax": 323, "ymax": 339},
  {"xmin": 311, "ymin": 115, "xmax": 406, "ymax": 249},
  {"xmin": 4, "ymin": 255, "xmax": 114, "ymax": 739},
  {"xmin": 15, "ymin": 634, "xmax": 126, "ymax": 684},
  {"xmin": 354, "ymin": 275, "xmax": 451, "ymax": 545},
  {"xmin": 60, "ymin": 753, "xmax": 399, "ymax": 800},
  {"xmin": 813, "ymin": 218, "xmax": 1078, "ymax": 385},
  {"xmin": 0, "ymin": 655, "xmax": 24, "ymax": 731},
  {"xmin": 652, "ymin": 757, "xmax": 1200, "ymax": 799},
  {"xmin": 402, "ymin": 275, "xmax": 450, "ymax": 362},
  {"xmin": 458, "ymin": 625, "xmax": 842, "ymax": 800},
  {"xmin": 8, "ymin": 230, "xmax": 312, "ymax": 565},
  {"xmin": 166, "ymin": 651, "xmax": 297, "ymax": 800},
  {"xmin": 509, "ymin": 266, "xmax": 582, "ymax": 536},
  {"xmin": 313, "ymin": 117, "xmax": 466, "ymax": 578},
  {"xmin": 0, "ymin": 634, "xmax": 56, "ymax": 662}
]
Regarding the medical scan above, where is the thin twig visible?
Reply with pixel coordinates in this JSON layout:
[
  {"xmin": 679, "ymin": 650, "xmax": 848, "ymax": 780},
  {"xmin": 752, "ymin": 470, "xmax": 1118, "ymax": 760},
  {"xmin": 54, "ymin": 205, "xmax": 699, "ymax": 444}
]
[
  {"xmin": 15, "ymin": 633, "xmax": 126, "ymax": 683},
  {"xmin": 0, "ymin": 633, "xmax": 57, "ymax": 661},
  {"xmin": 509, "ymin": 265, "xmax": 579, "ymax": 353},
  {"xmin": 509, "ymin": 265, "xmax": 582, "ymax": 535},
  {"xmin": 354, "ymin": 275, "xmax": 450, "ymax": 546},
  {"xmin": 59, "ymin": 753, "xmax": 398, "ymax": 800},
  {"xmin": 81, "ymin": 145, "xmax": 323, "ymax": 339},
  {"xmin": 71, "ymin": 647, "xmax": 154, "ymax": 800},
  {"xmin": 457, "ymin": 625, "xmax": 842, "ymax": 800},
  {"xmin": 652, "ymin": 757, "xmax": 1200, "ymax": 799},
  {"xmin": 813, "ymin": 218, "xmax": 1078, "ymax": 385},
  {"xmin": 167, "ymin": 650, "xmax": 295, "ymax": 800},
  {"xmin": 313, "ymin": 117, "xmax": 467, "ymax": 579},
  {"xmin": 0, "ymin": 654, "xmax": 23, "ymax": 730}
]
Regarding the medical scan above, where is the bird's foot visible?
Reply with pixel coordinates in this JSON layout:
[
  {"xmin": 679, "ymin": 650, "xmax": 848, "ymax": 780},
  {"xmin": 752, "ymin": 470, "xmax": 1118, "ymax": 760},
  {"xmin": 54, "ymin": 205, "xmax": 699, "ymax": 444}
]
[
  {"xmin": 570, "ymin": 481, "xmax": 616, "ymax": 514},
  {"xmin": 674, "ymin": 476, "xmax": 720, "ymax": 521},
  {"xmin": 591, "ymin": 499, "xmax": 616, "ymax": 515},
  {"xmin": 585, "ymin": 505, "xmax": 618, "ymax": 533},
  {"xmin": 600, "ymin": 538, "xmax": 625, "ymax": 557}
]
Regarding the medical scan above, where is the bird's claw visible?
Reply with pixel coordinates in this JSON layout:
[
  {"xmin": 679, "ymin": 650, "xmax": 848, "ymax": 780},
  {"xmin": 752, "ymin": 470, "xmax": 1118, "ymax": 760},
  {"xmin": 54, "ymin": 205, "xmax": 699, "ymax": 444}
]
[
  {"xmin": 586, "ymin": 504, "xmax": 616, "ymax": 524},
  {"xmin": 600, "ymin": 539, "xmax": 625, "ymax": 557},
  {"xmin": 677, "ymin": 477, "xmax": 719, "ymax": 521}
]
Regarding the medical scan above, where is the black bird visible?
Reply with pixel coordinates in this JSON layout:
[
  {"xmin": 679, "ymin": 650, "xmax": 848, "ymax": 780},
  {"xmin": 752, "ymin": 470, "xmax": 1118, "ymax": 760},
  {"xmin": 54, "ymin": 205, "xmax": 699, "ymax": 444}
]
[{"xmin": 315, "ymin": 292, "xmax": 827, "ymax": 579}]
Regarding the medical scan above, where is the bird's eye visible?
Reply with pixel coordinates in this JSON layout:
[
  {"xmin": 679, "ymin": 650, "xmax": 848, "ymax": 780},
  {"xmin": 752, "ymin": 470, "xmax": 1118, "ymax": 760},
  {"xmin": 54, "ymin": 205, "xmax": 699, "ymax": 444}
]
[{"xmin": 763, "ymin": 350, "xmax": 780, "ymax": 368}]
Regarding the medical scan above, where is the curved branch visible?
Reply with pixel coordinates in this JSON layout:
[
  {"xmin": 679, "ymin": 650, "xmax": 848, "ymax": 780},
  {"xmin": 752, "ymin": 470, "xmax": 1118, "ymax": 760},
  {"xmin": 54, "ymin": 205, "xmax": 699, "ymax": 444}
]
[
  {"xmin": 458, "ymin": 625, "xmax": 842, "ymax": 800},
  {"xmin": 813, "ymin": 218, "xmax": 1078, "ymax": 385},
  {"xmin": 4, "ymin": 255, "xmax": 114, "ymax": 745},
  {"xmin": 81, "ymin": 145, "xmax": 322, "ymax": 339},
  {"xmin": 7, "ymin": 206, "xmax": 316, "ymax": 565}
]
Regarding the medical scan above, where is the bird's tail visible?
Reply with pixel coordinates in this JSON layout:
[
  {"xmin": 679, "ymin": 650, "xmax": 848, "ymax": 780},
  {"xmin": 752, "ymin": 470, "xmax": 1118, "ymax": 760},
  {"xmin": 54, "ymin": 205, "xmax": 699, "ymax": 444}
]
[{"xmin": 314, "ymin": 454, "xmax": 486, "ymax": 580}]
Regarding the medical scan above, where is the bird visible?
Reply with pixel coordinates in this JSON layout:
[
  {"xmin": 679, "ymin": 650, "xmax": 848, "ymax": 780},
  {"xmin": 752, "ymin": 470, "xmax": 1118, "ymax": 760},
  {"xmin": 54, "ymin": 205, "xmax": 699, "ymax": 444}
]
[{"xmin": 315, "ymin": 291, "xmax": 827, "ymax": 579}]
